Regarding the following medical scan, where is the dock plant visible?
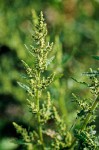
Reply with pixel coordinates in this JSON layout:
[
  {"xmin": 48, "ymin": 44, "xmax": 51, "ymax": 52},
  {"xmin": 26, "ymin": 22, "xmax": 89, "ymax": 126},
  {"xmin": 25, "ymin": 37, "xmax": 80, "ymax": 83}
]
[{"xmin": 13, "ymin": 11, "xmax": 99, "ymax": 150}]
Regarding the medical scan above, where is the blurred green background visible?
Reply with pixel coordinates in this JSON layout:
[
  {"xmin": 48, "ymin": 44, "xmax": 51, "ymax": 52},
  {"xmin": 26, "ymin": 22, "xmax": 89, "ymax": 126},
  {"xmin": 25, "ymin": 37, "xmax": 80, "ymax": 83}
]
[{"xmin": 0, "ymin": 0, "xmax": 99, "ymax": 149}]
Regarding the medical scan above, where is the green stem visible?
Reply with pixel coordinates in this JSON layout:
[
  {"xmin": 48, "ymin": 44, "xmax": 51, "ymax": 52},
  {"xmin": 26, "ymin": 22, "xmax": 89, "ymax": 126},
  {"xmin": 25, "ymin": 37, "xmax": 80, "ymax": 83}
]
[
  {"xmin": 69, "ymin": 95, "xmax": 99, "ymax": 150},
  {"xmin": 36, "ymin": 72, "xmax": 44, "ymax": 149},
  {"xmin": 81, "ymin": 95, "xmax": 99, "ymax": 131}
]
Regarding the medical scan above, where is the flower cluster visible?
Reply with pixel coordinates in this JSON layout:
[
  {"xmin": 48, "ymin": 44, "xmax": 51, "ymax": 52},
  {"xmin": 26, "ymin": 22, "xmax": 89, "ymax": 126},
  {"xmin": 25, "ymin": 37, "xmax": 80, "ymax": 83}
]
[{"xmin": 13, "ymin": 11, "xmax": 71, "ymax": 150}]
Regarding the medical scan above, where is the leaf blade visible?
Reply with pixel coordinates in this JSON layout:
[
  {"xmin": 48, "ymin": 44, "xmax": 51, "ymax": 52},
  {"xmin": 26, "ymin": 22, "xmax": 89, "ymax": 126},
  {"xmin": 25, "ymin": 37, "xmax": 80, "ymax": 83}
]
[
  {"xmin": 17, "ymin": 82, "xmax": 31, "ymax": 92},
  {"xmin": 92, "ymin": 56, "xmax": 99, "ymax": 60}
]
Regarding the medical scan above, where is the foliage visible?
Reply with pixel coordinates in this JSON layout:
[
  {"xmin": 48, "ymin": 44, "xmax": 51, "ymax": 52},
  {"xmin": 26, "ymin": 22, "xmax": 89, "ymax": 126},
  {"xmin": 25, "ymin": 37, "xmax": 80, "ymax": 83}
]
[{"xmin": 13, "ymin": 12, "xmax": 99, "ymax": 150}]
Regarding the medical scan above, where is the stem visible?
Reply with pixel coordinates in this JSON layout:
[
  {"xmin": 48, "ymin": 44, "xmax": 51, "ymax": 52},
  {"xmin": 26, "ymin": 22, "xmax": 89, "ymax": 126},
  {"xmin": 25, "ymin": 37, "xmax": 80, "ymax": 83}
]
[
  {"xmin": 81, "ymin": 95, "xmax": 99, "ymax": 131},
  {"xmin": 69, "ymin": 95, "xmax": 99, "ymax": 150},
  {"xmin": 36, "ymin": 72, "xmax": 44, "ymax": 149}
]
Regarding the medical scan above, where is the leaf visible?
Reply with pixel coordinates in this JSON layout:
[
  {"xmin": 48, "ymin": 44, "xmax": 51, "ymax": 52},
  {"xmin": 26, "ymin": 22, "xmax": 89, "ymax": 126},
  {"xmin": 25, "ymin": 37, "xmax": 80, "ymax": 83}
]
[
  {"xmin": 17, "ymin": 82, "xmax": 31, "ymax": 92},
  {"xmin": 24, "ymin": 44, "xmax": 29, "ymax": 50},
  {"xmin": 92, "ymin": 56, "xmax": 99, "ymax": 60},
  {"xmin": 82, "ymin": 71, "xmax": 99, "ymax": 76},
  {"xmin": 13, "ymin": 139, "xmax": 31, "ymax": 145},
  {"xmin": 21, "ymin": 60, "xmax": 29, "ymax": 68},
  {"xmin": 71, "ymin": 77, "xmax": 88, "ymax": 86},
  {"xmin": 20, "ymin": 73, "xmax": 34, "ymax": 79},
  {"xmin": 24, "ymin": 44, "xmax": 34, "ymax": 57},
  {"xmin": 46, "ymin": 56, "xmax": 55, "ymax": 66}
]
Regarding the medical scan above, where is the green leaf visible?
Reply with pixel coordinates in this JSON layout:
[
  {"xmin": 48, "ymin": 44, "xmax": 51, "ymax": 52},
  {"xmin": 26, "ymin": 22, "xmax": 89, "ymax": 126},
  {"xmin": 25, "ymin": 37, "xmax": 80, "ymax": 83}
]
[
  {"xmin": 71, "ymin": 77, "xmax": 88, "ymax": 86},
  {"xmin": 20, "ymin": 73, "xmax": 33, "ymax": 79},
  {"xmin": 17, "ymin": 82, "xmax": 31, "ymax": 92},
  {"xmin": 46, "ymin": 56, "xmax": 55, "ymax": 66},
  {"xmin": 92, "ymin": 56, "xmax": 99, "ymax": 60},
  {"xmin": 13, "ymin": 139, "xmax": 30, "ymax": 145},
  {"xmin": 21, "ymin": 60, "xmax": 30, "ymax": 68},
  {"xmin": 24, "ymin": 44, "xmax": 34, "ymax": 57},
  {"xmin": 82, "ymin": 71, "xmax": 99, "ymax": 76}
]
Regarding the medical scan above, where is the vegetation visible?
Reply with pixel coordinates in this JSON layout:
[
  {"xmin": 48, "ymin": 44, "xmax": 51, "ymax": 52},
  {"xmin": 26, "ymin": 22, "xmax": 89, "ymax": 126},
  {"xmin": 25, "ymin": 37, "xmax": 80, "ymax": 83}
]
[
  {"xmin": 0, "ymin": 1, "xmax": 99, "ymax": 150},
  {"xmin": 13, "ymin": 12, "xmax": 99, "ymax": 150}
]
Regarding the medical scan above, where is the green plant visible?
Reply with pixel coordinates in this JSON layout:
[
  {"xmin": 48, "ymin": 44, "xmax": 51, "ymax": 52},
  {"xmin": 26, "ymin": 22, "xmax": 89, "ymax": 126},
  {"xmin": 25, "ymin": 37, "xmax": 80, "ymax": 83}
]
[
  {"xmin": 69, "ymin": 67, "xmax": 99, "ymax": 150},
  {"xmin": 13, "ymin": 11, "xmax": 99, "ymax": 150}
]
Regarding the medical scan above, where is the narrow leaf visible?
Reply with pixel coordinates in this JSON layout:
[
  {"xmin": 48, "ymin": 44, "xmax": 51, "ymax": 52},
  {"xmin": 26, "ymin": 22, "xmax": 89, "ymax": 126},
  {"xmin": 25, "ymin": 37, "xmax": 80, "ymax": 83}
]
[
  {"xmin": 20, "ymin": 73, "xmax": 34, "ymax": 79},
  {"xmin": 71, "ymin": 77, "xmax": 88, "ymax": 86},
  {"xmin": 17, "ymin": 82, "xmax": 31, "ymax": 92},
  {"xmin": 83, "ymin": 71, "xmax": 99, "ymax": 76},
  {"xmin": 46, "ymin": 56, "xmax": 55, "ymax": 66},
  {"xmin": 24, "ymin": 44, "xmax": 29, "ymax": 50},
  {"xmin": 13, "ymin": 139, "xmax": 31, "ymax": 145},
  {"xmin": 24, "ymin": 44, "xmax": 34, "ymax": 57},
  {"xmin": 92, "ymin": 56, "xmax": 99, "ymax": 60},
  {"xmin": 21, "ymin": 60, "xmax": 30, "ymax": 68}
]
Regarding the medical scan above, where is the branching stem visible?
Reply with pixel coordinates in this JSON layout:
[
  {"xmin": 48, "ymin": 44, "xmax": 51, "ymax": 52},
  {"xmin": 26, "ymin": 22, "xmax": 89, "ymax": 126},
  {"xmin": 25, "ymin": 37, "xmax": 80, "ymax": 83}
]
[{"xmin": 69, "ymin": 95, "xmax": 99, "ymax": 150}]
